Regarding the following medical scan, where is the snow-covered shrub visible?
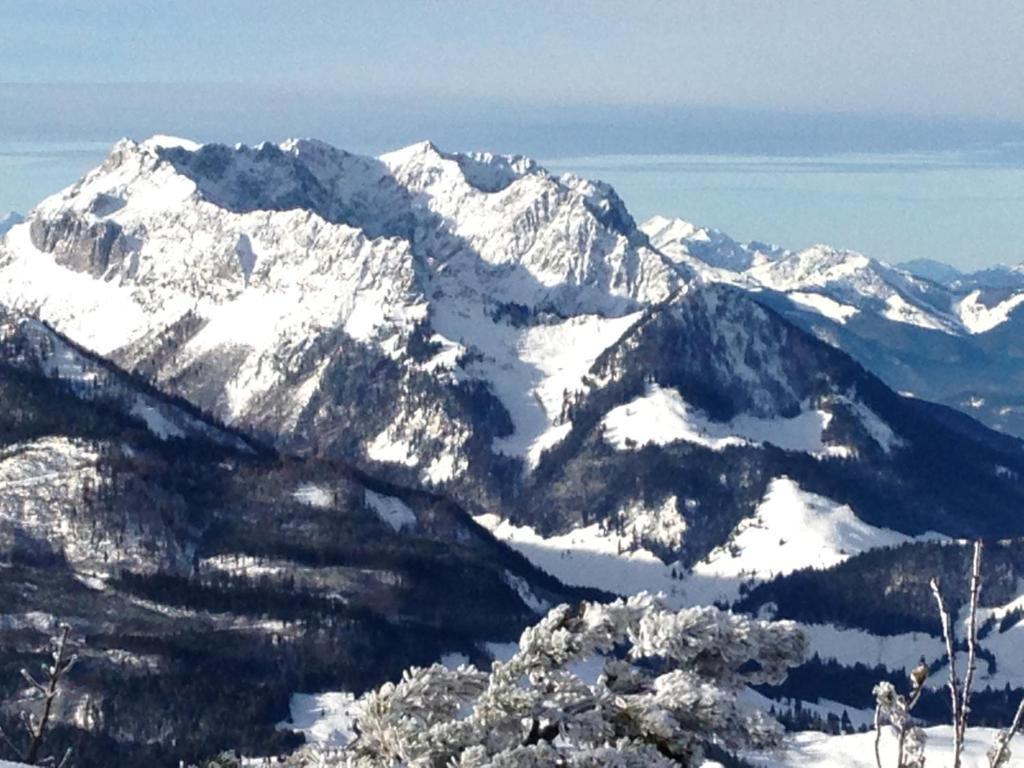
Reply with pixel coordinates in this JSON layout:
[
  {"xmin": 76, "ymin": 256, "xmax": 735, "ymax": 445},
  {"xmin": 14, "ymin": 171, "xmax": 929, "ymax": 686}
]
[
  {"xmin": 872, "ymin": 677, "xmax": 926, "ymax": 768},
  {"xmin": 329, "ymin": 592, "xmax": 807, "ymax": 767}
]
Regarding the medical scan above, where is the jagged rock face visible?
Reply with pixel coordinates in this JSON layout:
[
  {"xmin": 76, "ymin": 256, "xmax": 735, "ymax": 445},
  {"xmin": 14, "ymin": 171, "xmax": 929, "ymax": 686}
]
[
  {"xmin": 0, "ymin": 138, "xmax": 687, "ymax": 500},
  {"xmin": 5, "ymin": 136, "xmax": 1024, "ymax": 560}
]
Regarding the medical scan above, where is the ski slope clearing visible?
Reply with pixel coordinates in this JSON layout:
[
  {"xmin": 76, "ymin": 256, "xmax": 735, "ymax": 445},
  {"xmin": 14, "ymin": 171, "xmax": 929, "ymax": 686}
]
[
  {"xmin": 473, "ymin": 512, "xmax": 686, "ymax": 604},
  {"xmin": 788, "ymin": 290, "xmax": 860, "ymax": 324}
]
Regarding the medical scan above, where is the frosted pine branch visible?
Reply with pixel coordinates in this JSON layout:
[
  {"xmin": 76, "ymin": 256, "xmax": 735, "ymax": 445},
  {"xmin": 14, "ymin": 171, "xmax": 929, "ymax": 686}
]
[{"xmin": 332, "ymin": 592, "xmax": 806, "ymax": 767}]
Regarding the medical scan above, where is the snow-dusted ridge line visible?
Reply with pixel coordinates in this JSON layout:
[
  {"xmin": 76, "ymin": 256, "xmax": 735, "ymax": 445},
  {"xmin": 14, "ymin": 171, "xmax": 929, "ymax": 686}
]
[
  {"xmin": 0, "ymin": 133, "xmax": 697, "ymax": 486},
  {"xmin": 643, "ymin": 214, "xmax": 1023, "ymax": 336},
  {"xmin": 0, "ymin": 307, "xmax": 255, "ymax": 450}
]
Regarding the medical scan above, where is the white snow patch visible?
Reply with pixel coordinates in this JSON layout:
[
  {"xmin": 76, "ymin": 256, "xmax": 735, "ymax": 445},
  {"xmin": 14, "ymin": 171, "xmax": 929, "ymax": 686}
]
[
  {"xmin": 365, "ymin": 490, "xmax": 417, "ymax": 532},
  {"xmin": 798, "ymin": 622, "xmax": 945, "ymax": 673},
  {"xmin": 683, "ymin": 478, "xmax": 928, "ymax": 605},
  {"xmin": 956, "ymin": 289, "xmax": 1024, "ymax": 334},
  {"xmin": 142, "ymin": 135, "xmax": 203, "ymax": 151},
  {"xmin": 602, "ymin": 384, "xmax": 832, "ymax": 454},
  {"xmin": 292, "ymin": 483, "xmax": 333, "ymax": 508},
  {"xmin": 129, "ymin": 403, "xmax": 185, "ymax": 440},
  {"xmin": 423, "ymin": 453, "xmax": 460, "ymax": 485},
  {"xmin": 501, "ymin": 570, "xmax": 551, "ymax": 613},
  {"xmin": 844, "ymin": 397, "xmax": 903, "ymax": 453},
  {"xmin": 617, "ymin": 495, "xmax": 687, "ymax": 550},
  {"xmin": 788, "ymin": 291, "xmax": 859, "ymax": 324},
  {"xmin": 883, "ymin": 293, "xmax": 949, "ymax": 331},
  {"xmin": 746, "ymin": 725, "xmax": 1007, "ymax": 767},
  {"xmin": 474, "ymin": 514, "xmax": 686, "ymax": 606},
  {"xmin": 278, "ymin": 692, "xmax": 356, "ymax": 748},
  {"xmin": 742, "ymin": 688, "xmax": 875, "ymax": 732},
  {"xmin": 366, "ymin": 428, "xmax": 420, "ymax": 467}
]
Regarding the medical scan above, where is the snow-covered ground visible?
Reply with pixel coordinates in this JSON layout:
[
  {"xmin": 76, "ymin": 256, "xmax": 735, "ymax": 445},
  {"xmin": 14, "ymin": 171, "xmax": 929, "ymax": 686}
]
[
  {"xmin": 742, "ymin": 725, "xmax": 1014, "ymax": 768},
  {"xmin": 364, "ymin": 489, "xmax": 417, "ymax": 532},
  {"xmin": 957, "ymin": 289, "xmax": 1024, "ymax": 334},
  {"xmin": 600, "ymin": 383, "xmax": 901, "ymax": 458},
  {"xmin": 477, "ymin": 476, "xmax": 933, "ymax": 610},
  {"xmin": 683, "ymin": 477, "xmax": 929, "ymax": 605},
  {"xmin": 602, "ymin": 383, "xmax": 833, "ymax": 454},
  {"xmin": 787, "ymin": 291, "xmax": 860, "ymax": 324},
  {"xmin": 474, "ymin": 512, "xmax": 686, "ymax": 603},
  {"xmin": 278, "ymin": 692, "xmax": 357, "ymax": 748}
]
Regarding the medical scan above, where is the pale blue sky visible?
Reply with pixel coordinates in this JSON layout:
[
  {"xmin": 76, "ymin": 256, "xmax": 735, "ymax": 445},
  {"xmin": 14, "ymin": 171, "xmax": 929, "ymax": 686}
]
[
  {"xmin": 4, "ymin": 1, "xmax": 1023, "ymax": 118},
  {"xmin": 2, "ymin": 1, "xmax": 1024, "ymax": 268}
]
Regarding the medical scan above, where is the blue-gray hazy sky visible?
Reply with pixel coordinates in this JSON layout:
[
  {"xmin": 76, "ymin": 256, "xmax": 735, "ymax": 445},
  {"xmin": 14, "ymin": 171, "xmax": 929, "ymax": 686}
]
[
  {"xmin": 4, "ymin": 0, "xmax": 1023, "ymax": 118},
  {"xmin": 2, "ymin": 1, "xmax": 1024, "ymax": 267}
]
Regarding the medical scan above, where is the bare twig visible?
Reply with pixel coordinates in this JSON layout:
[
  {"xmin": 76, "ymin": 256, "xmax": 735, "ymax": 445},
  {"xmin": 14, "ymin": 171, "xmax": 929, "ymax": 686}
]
[
  {"xmin": 930, "ymin": 575, "xmax": 963, "ymax": 768},
  {"xmin": 19, "ymin": 624, "xmax": 76, "ymax": 765},
  {"xmin": 874, "ymin": 703, "xmax": 884, "ymax": 768},
  {"xmin": 960, "ymin": 541, "xmax": 984, "ymax": 754},
  {"xmin": 989, "ymin": 696, "xmax": 1024, "ymax": 766}
]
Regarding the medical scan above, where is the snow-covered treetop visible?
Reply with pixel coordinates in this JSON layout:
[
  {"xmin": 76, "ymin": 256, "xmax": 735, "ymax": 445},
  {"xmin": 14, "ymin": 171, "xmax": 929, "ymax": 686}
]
[{"xmin": 331, "ymin": 592, "xmax": 807, "ymax": 767}]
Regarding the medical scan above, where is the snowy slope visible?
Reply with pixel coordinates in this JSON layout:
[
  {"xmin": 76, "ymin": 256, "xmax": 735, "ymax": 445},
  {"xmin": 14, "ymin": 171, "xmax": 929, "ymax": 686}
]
[
  {"xmin": 602, "ymin": 383, "xmax": 837, "ymax": 455},
  {"xmin": 746, "ymin": 726, "xmax": 1013, "ymax": 768},
  {"xmin": 479, "ymin": 476, "xmax": 937, "ymax": 610},
  {"xmin": 682, "ymin": 477, "xmax": 932, "ymax": 605},
  {"xmin": 643, "ymin": 214, "xmax": 1024, "ymax": 440}
]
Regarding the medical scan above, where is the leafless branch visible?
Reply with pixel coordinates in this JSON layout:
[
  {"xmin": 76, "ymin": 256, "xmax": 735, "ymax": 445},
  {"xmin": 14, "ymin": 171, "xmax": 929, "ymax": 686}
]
[
  {"xmin": 5, "ymin": 624, "xmax": 77, "ymax": 766},
  {"xmin": 874, "ymin": 703, "xmax": 884, "ymax": 768},
  {"xmin": 930, "ymin": 574, "xmax": 963, "ymax": 768},
  {"xmin": 960, "ymin": 541, "xmax": 984, "ymax": 754},
  {"xmin": 989, "ymin": 696, "xmax": 1024, "ymax": 767}
]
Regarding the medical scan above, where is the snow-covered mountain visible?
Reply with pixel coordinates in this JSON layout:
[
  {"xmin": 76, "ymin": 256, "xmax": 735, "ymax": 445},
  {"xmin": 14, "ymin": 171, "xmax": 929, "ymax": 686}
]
[
  {"xmin": 644, "ymin": 215, "xmax": 1024, "ymax": 438},
  {"xmin": 5, "ymin": 136, "xmax": 1024, "ymax": 554},
  {"xmin": 5, "ymin": 137, "xmax": 1024, "ymax": 762},
  {"xmin": 644, "ymin": 216, "xmax": 966, "ymax": 333},
  {"xmin": 0, "ymin": 298, "xmax": 590, "ymax": 764}
]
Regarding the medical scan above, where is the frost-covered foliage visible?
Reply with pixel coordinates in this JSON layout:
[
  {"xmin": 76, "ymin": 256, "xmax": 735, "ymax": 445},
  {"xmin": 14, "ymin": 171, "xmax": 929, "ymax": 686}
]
[
  {"xmin": 328, "ymin": 592, "xmax": 806, "ymax": 767},
  {"xmin": 872, "ymin": 675, "xmax": 927, "ymax": 768}
]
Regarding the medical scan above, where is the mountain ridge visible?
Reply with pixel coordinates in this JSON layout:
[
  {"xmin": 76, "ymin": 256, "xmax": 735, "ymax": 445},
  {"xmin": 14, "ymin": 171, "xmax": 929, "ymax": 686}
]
[{"xmin": 5, "ymin": 136, "xmax": 1024, "ymax": 762}]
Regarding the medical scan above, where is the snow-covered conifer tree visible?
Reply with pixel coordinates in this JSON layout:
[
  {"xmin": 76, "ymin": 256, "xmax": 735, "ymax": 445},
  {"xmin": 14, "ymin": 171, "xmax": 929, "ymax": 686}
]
[{"xmin": 323, "ymin": 592, "xmax": 806, "ymax": 767}]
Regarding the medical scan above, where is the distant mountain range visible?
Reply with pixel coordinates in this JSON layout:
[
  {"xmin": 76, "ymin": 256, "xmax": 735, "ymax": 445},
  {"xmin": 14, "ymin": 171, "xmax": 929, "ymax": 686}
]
[
  {"xmin": 2, "ymin": 137, "xmax": 1024, "ymax": 763},
  {"xmin": 644, "ymin": 215, "xmax": 1024, "ymax": 438}
]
